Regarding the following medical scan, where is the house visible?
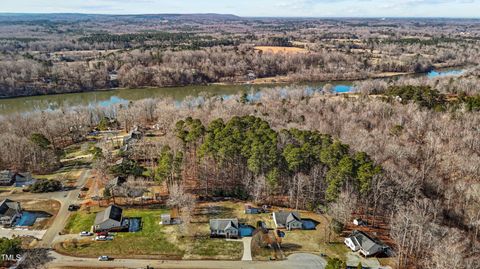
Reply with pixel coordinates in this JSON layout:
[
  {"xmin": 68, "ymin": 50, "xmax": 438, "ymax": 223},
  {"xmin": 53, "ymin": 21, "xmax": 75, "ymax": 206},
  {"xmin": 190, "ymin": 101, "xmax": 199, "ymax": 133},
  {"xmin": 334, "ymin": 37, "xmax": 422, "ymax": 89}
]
[
  {"xmin": 107, "ymin": 176, "xmax": 126, "ymax": 190},
  {"xmin": 344, "ymin": 230, "xmax": 385, "ymax": 257},
  {"xmin": 0, "ymin": 171, "xmax": 14, "ymax": 186},
  {"xmin": 244, "ymin": 204, "xmax": 262, "ymax": 214},
  {"xmin": 13, "ymin": 172, "xmax": 35, "ymax": 187},
  {"xmin": 0, "ymin": 199, "xmax": 22, "ymax": 227},
  {"xmin": 160, "ymin": 208, "xmax": 181, "ymax": 225},
  {"xmin": 272, "ymin": 211, "xmax": 303, "ymax": 230},
  {"xmin": 93, "ymin": 205, "xmax": 125, "ymax": 232},
  {"xmin": 209, "ymin": 219, "xmax": 239, "ymax": 238}
]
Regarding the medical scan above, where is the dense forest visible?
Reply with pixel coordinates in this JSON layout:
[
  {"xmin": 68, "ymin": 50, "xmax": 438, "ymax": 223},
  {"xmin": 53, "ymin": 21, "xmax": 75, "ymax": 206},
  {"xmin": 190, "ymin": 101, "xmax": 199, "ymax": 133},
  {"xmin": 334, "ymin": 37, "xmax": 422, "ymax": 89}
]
[
  {"xmin": 0, "ymin": 78, "xmax": 478, "ymax": 268},
  {"xmin": 0, "ymin": 15, "xmax": 480, "ymax": 97}
]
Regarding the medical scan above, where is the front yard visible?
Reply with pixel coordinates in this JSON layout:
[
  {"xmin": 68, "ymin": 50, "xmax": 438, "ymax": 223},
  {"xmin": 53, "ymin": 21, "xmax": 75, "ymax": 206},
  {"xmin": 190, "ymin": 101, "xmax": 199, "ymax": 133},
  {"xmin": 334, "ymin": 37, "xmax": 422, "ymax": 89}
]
[{"xmin": 58, "ymin": 207, "xmax": 243, "ymax": 260}]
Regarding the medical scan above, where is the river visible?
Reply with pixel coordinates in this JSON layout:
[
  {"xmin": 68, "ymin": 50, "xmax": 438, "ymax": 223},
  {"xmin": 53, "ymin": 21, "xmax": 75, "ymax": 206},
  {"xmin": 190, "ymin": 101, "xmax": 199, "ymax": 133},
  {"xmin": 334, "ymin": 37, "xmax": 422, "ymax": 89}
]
[{"xmin": 0, "ymin": 68, "xmax": 465, "ymax": 115}]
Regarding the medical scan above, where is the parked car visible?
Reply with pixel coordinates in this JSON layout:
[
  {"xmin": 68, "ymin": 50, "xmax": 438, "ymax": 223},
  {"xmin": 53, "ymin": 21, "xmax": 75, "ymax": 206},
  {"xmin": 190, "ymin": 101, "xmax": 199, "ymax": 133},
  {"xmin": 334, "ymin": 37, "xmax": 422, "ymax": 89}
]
[
  {"xmin": 68, "ymin": 204, "xmax": 80, "ymax": 211},
  {"xmin": 80, "ymin": 186, "xmax": 89, "ymax": 191},
  {"xmin": 98, "ymin": 255, "xmax": 110, "ymax": 261},
  {"xmin": 95, "ymin": 236, "xmax": 107, "ymax": 241},
  {"xmin": 96, "ymin": 231, "xmax": 109, "ymax": 236},
  {"xmin": 80, "ymin": 231, "xmax": 93, "ymax": 236}
]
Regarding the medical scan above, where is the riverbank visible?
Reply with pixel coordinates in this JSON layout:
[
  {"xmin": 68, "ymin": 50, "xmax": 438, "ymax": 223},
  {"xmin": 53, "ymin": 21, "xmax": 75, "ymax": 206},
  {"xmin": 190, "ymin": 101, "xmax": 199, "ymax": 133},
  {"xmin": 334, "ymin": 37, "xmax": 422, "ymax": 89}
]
[{"xmin": 0, "ymin": 66, "xmax": 469, "ymax": 115}]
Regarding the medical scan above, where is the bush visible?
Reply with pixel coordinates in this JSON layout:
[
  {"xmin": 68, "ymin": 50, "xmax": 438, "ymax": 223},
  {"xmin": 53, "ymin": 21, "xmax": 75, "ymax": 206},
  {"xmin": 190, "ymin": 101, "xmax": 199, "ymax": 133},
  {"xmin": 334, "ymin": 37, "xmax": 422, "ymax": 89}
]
[
  {"xmin": 29, "ymin": 179, "xmax": 63, "ymax": 193},
  {"xmin": 325, "ymin": 257, "xmax": 346, "ymax": 269}
]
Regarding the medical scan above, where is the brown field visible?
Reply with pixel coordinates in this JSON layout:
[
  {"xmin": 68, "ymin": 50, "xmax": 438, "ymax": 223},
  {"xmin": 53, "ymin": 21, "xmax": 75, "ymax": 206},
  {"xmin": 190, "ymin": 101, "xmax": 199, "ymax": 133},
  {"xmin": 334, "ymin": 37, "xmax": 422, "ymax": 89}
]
[{"xmin": 254, "ymin": 46, "xmax": 308, "ymax": 54}]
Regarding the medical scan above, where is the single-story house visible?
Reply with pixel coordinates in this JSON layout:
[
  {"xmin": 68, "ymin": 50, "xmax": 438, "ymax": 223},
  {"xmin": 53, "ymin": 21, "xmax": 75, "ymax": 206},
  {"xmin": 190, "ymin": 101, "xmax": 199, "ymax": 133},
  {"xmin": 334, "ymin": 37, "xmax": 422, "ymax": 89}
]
[
  {"xmin": 272, "ymin": 211, "xmax": 303, "ymax": 230},
  {"xmin": 0, "ymin": 199, "xmax": 22, "ymax": 227},
  {"xmin": 0, "ymin": 171, "xmax": 35, "ymax": 187},
  {"xmin": 106, "ymin": 176, "xmax": 126, "ymax": 194},
  {"xmin": 93, "ymin": 205, "xmax": 125, "ymax": 232},
  {"xmin": 0, "ymin": 171, "xmax": 14, "ymax": 186},
  {"xmin": 244, "ymin": 204, "xmax": 262, "ymax": 214},
  {"xmin": 344, "ymin": 230, "xmax": 385, "ymax": 257},
  {"xmin": 209, "ymin": 218, "xmax": 239, "ymax": 238},
  {"xmin": 14, "ymin": 172, "xmax": 35, "ymax": 187}
]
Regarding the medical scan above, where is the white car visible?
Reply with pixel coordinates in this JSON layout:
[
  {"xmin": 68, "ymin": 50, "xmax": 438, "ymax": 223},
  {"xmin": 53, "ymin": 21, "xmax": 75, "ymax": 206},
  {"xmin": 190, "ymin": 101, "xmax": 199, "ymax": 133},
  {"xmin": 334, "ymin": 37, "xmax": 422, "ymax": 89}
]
[
  {"xmin": 98, "ymin": 255, "xmax": 109, "ymax": 261},
  {"xmin": 79, "ymin": 231, "xmax": 93, "ymax": 236},
  {"xmin": 95, "ymin": 235, "xmax": 107, "ymax": 241}
]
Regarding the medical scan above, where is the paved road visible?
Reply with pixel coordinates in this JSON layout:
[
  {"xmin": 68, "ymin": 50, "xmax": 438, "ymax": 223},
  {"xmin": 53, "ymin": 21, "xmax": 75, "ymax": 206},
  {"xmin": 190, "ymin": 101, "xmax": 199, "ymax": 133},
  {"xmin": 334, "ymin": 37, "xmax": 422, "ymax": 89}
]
[
  {"xmin": 40, "ymin": 169, "xmax": 91, "ymax": 247},
  {"xmin": 47, "ymin": 251, "xmax": 326, "ymax": 269},
  {"xmin": 0, "ymin": 169, "xmax": 91, "ymax": 247}
]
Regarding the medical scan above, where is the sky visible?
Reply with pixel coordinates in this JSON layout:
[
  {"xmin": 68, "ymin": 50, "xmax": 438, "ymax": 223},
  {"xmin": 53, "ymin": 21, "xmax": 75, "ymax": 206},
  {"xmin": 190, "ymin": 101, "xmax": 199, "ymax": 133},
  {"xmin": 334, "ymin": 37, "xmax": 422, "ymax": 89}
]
[{"xmin": 1, "ymin": 0, "xmax": 479, "ymax": 18}]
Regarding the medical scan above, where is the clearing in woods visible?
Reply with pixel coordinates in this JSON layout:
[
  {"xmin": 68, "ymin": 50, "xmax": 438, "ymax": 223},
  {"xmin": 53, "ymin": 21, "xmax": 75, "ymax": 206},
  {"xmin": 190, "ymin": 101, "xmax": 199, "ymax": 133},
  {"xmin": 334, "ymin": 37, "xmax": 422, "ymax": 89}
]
[{"xmin": 254, "ymin": 46, "xmax": 308, "ymax": 54}]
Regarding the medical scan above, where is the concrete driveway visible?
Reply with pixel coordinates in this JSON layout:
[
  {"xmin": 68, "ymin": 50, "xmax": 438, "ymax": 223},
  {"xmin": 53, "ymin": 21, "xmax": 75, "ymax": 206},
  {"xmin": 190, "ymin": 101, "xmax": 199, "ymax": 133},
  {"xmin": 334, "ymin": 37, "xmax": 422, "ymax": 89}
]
[
  {"xmin": 0, "ymin": 227, "xmax": 46, "ymax": 240},
  {"xmin": 241, "ymin": 237, "xmax": 253, "ymax": 261}
]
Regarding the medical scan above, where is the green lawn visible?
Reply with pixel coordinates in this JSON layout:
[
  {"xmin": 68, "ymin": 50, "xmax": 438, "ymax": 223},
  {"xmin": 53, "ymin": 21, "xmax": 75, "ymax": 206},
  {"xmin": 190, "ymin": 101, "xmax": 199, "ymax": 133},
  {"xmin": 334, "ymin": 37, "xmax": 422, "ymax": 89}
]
[
  {"xmin": 64, "ymin": 211, "xmax": 97, "ymax": 234},
  {"xmin": 59, "ymin": 208, "xmax": 184, "ymax": 258}
]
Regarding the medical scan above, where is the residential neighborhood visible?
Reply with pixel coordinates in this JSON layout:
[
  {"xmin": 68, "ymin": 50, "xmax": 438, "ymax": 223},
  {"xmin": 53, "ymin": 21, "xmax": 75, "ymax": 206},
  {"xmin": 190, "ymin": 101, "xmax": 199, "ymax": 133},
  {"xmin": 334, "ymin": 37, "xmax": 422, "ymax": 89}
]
[{"xmin": 1, "ymin": 3, "xmax": 478, "ymax": 269}]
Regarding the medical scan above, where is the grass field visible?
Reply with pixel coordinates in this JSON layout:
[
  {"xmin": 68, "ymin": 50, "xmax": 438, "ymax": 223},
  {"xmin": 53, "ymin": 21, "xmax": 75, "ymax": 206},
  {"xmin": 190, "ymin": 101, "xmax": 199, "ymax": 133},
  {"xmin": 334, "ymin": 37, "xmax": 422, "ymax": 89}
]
[
  {"xmin": 254, "ymin": 46, "xmax": 308, "ymax": 54},
  {"xmin": 59, "ymin": 207, "xmax": 243, "ymax": 259}
]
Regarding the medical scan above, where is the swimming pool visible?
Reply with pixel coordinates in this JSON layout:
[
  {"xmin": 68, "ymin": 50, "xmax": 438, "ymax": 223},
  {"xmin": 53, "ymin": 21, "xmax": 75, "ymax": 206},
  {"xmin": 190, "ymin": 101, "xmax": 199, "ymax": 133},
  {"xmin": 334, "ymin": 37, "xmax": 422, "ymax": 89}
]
[{"xmin": 15, "ymin": 211, "xmax": 48, "ymax": 227}]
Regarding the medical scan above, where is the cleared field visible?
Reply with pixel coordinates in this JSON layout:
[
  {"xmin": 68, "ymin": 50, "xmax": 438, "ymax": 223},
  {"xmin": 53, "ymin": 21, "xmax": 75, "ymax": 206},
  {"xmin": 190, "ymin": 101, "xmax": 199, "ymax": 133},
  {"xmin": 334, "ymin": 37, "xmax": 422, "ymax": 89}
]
[{"xmin": 254, "ymin": 46, "xmax": 308, "ymax": 54}]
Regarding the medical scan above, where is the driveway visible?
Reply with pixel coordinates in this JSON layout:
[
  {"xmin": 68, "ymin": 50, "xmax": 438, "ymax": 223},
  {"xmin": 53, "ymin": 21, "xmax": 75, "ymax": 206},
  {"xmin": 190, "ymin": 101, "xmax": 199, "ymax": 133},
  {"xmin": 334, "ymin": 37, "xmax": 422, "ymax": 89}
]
[
  {"xmin": 39, "ymin": 169, "xmax": 90, "ymax": 247},
  {"xmin": 241, "ymin": 237, "xmax": 252, "ymax": 261},
  {"xmin": 0, "ymin": 227, "xmax": 46, "ymax": 240},
  {"xmin": 0, "ymin": 169, "xmax": 91, "ymax": 248}
]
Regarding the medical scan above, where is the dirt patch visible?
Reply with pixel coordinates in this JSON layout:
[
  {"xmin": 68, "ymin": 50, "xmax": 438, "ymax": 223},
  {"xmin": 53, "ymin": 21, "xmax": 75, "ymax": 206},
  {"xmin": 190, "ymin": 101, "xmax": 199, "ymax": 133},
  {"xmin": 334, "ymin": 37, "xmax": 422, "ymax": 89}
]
[{"xmin": 254, "ymin": 46, "xmax": 308, "ymax": 54}]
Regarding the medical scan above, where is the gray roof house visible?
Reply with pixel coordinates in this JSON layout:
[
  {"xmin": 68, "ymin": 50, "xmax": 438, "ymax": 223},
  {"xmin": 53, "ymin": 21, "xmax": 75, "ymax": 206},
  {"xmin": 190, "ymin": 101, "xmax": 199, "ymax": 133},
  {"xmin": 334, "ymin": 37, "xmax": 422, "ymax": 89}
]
[
  {"xmin": 272, "ymin": 211, "xmax": 303, "ymax": 230},
  {"xmin": 344, "ymin": 230, "xmax": 385, "ymax": 257},
  {"xmin": 210, "ymin": 219, "xmax": 239, "ymax": 238},
  {"xmin": 93, "ymin": 205, "xmax": 124, "ymax": 232},
  {"xmin": 0, "ymin": 199, "xmax": 22, "ymax": 227},
  {"xmin": 0, "ymin": 171, "xmax": 14, "ymax": 186}
]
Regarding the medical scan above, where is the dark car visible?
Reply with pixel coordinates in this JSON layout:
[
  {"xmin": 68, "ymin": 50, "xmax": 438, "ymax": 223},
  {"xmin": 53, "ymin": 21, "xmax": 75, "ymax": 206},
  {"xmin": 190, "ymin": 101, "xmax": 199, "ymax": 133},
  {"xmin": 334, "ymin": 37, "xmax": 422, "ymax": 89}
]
[{"xmin": 68, "ymin": 204, "xmax": 80, "ymax": 211}]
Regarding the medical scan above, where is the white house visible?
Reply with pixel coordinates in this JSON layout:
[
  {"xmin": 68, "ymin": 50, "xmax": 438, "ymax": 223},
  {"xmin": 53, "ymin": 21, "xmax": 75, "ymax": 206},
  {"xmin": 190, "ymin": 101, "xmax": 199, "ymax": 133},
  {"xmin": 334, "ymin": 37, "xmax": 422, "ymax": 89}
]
[{"xmin": 345, "ymin": 230, "xmax": 385, "ymax": 257}]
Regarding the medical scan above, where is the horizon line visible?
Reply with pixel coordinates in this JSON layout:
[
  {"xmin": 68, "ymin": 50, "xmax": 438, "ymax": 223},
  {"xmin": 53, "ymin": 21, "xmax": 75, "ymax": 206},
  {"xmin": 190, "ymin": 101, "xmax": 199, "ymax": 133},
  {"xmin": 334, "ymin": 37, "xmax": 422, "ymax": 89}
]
[{"xmin": 0, "ymin": 12, "xmax": 479, "ymax": 19}]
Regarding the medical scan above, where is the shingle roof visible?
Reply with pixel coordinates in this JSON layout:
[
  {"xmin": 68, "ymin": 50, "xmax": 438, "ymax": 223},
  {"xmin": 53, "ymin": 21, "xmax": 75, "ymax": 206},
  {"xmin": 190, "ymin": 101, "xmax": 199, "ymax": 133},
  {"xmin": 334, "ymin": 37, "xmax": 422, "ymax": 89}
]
[
  {"xmin": 209, "ymin": 219, "xmax": 239, "ymax": 231},
  {"xmin": 0, "ymin": 171, "xmax": 13, "ymax": 182},
  {"xmin": 350, "ymin": 230, "xmax": 384, "ymax": 255},
  {"xmin": 273, "ymin": 211, "xmax": 301, "ymax": 226},
  {"xmin": 94, "ymin": 205, "xmax": 123, "ymax": 225},
  {"xmin": 0, "ymin": 199, "xmax": 20, "ymax": 218}
]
